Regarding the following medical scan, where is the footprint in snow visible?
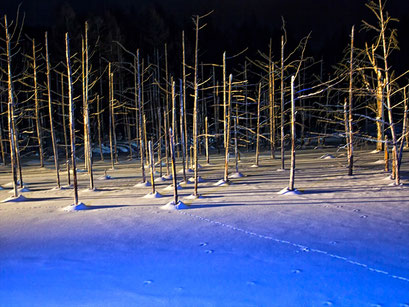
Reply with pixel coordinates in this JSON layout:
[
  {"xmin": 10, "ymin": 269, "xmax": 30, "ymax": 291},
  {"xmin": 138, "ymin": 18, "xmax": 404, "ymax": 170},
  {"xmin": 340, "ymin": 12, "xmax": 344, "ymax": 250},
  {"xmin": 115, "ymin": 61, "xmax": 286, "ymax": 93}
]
[
  {"xmin": 143, "ymin": 280, "xmax": 153, "ymax": 285},
  {"xmin": 323, "ymin": 301, "xmax": 333, "ymax": 306},
  {"xmin": 199, "ymin": 242, "xmax": 208, "ymax": 247},
  {"xmin": 360, "ymin": 215, "xmax": 368, "ymax": 219},
  {"xmin": 292, "ymin": 269, "xmax": 302, "ymax": 274},
  {"xmin": 353, "ymin": 209, "xmax": 361, "ymax": 212},
  {"xmin": 246, "ymin": 281, "xmax": 257, "ymax": 286},
  {"xmin": 300, "ymin": 247, "xmax": 310, "ymax": 252},
  {"xmin": 336, "ymin": 205, "xmax": 343, "ymax": 208},
  {"xmin": 205, "ymin": 249, "xmax": 214, "ymax": 254},
  {"xmin": 330, "ymin": 241, "xmax": 338, "ymax": 245}
]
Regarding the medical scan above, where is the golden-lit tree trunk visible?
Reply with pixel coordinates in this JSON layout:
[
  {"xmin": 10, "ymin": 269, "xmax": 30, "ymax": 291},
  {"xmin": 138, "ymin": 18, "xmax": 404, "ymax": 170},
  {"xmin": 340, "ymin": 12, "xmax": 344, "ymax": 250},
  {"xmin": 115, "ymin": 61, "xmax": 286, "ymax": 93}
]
[
  {"xmin": 269, "ymin": 39, "xmax": 276, "ymax": 159},
  {"xmin": 45, "ymin": 32, "xmax": 61, "ymax": 188},
  {"xmin": 108, "ymin": 63, "xmax": 115, "ymax": 170},
  {"xmin": 148, "ymin": 140, "xmax": 156, "ymax": 194},
  {"xmin": 192, "ymin": 15, "xmax": 200, "ymax": 196},
  {"xmin": 136, "ymin": 51, "xmax": 146, "ymax": 182},
  {"xmin": 32, "ymin": 38, "xmax": 44, "ymax": 167},
  {"xmin": 179, "ymin": 79, "xmax": 187, "ymax": 183},
  {"xmin": 66, "ymin": 33, "xmax": 78, "ymax": 206},
  {"xmin": 5, "ymin": 15, "xmax": 18, "ymax": 197},
  {"xmin": 224, "ymin": 74, "xmax": 232, "ymax": 182},
  {"xmin": 280, "ymin": 35, "xmax": 285, "ymax": 170},
  {"xmin": 289, "ymin": 75, "xmax": 296, "ymax": 191},
  {"xmin": 347, "ymin": 26, "xmax": 354, "ymax": 177},
  {"xmin": 255, "ymin": 82, "xmax": 261, "ymax": 166}
]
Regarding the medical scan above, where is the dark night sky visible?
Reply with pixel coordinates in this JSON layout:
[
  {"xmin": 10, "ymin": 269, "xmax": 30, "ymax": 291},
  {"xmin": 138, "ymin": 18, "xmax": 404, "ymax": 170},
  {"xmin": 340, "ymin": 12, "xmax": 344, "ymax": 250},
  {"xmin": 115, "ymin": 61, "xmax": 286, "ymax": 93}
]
[{"xmin": 2, "ymin": 0, "xmax": 409, "ymax": 70}]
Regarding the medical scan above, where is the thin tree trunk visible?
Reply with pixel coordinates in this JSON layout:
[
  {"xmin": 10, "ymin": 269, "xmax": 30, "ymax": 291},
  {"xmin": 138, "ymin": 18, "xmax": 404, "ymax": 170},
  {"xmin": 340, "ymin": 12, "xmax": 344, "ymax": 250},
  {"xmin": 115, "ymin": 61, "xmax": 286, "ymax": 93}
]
[
  {"xmin": 96, "ymin": 95, "xmax": 103, "ymax": 160},
  {"xmin": 66, "ymin": 33, "xmax": 78, "ymax": 206},
  {"xmin": 280, "ymin": 35, "xmax": 285, "ymax": 170},
  {"xmin": 169, "ymin": 128, "xmax": 178, "ymax": 204},
  {"xmin": 45, "ymin": 32, "xmax": 60, "ymax": 188},
  {"xmin": 136, "ymin": 51, "xmax": 146, "ymax": 182},
  {"xmin": 193, "ymin": 15, "xmax": 200, "ymax": 196},
  {"xmin": 289, "ymin": 76, "xmax": 296, "ymax": 191},
  {"xmin": 205, "ymin": 116, "xmax": 209, "ymax": 164},
  {"xmin": 384, "ymin": 135, "xmax": 389, "ymax": 172},
  {"xmin": 182, "ymin": 31, "xmax": 189, "ymax": 168},
  {"xmin": 224, "ymin": 74, "xmax": 232, "ymax": 182},
  {"xmin": 223, "ymin": 52, "xmax": 227, "ymax": 148},
  {"xmin": 255, "ymin": 82, "xmax": 261, "ymax": 166},
  {"xmin": 33, "ymin": 38, "xmax": 44, "ymax": 167},
  {"xmin": 347, "ymin": 26, "xmax": 354, "ymax": 177},
  {"xmin": 83, "ymin": 22, "xmax": 94, "ymax": 190},
  {"xmin": 108, "ymin": 63, "xmax": 115, "ymax": 170},
  {"xmin": 179, "ymin": 79, "xmax": 187, "ymax": 183},
  {"xmin": 234, "ymin": 116, "xmax": 239, "ymax": 174},
  {"xmin": 148, "ymin": 140, "xmax": 156, "ymax": 194},
  {"xmin": 269, "ymin": 39, "xmax": 276, "ymax": 158}
]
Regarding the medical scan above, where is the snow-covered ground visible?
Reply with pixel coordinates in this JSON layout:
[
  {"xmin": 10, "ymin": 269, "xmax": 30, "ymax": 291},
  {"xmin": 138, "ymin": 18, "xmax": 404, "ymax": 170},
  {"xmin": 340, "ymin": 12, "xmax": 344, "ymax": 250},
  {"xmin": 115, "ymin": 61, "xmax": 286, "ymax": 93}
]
[{"xmin": 1, "ymin": 147, "xmax": 408, "ymax": 306}]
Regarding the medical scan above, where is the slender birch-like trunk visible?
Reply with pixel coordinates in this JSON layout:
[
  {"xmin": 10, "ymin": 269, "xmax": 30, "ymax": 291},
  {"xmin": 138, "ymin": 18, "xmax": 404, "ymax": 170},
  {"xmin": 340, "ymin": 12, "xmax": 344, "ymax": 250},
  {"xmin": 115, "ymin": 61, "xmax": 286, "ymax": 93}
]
[
  {"xmin": 224, "ymin": 74, "xmax": 232, "ymax": 182},
  {"xmin": 179, "ymin": 79, "xmax": 187, "ymax": 183},
  {"xmin": 289, "ymin": 76, "xmax": 296, "ymax": 191},
  {"xmin": 255, "ymin": 82, "xmax": 261, "ymax": 166},
  {"xmin": 205, "ymin": 116, "xmax": 209, "ymax": 164},
  {"xmin": 148, "ymin": 140, "xmax": 156, "ymax": 194},
  {"xmin": 280, "ymin": 35, "xmax": 285, "ymax": 170},
  {"xmin": 5, "ymin": 15, "xmax": 18, "ymax": 197},
  {"xmin": 108, "ymin": 63, "xmax": 115, "ymax": 170},
  {"xmin": 136, "ymin": 51, "xmax": 146, "ymax": 182},
  {"xmin": 45, "ymin": 32, "xmax": 61, "ymax": 188},
  {"xmin": 32, "ymin": 38, "xmax": 44, "ymax": 167},
  {"xmin": 66, "ymin": 33, "xmax": 78, "ymax": 206},
  {"xmin": 193, "ymin": 15, "xmax": 200, "ymax": 196},
  {"xmin": 347, "ymin": 26, "xmax": 354, "ymax": 177}
]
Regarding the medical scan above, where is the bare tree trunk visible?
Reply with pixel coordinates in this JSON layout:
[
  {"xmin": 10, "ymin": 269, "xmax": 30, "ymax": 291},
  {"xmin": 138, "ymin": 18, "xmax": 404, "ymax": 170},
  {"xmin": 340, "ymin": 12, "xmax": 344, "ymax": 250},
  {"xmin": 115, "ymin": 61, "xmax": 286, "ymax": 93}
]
[
  {"xmin": 45, "ymin": 32, "xmax": 61, "ymax": 188},
  {"xmin": 205, "ymin": 116, "xmax": 209, "ymax": 164},
  {"xmin": 182, "ymin": 31, "xmax": 189, "ymax": 168},
  {"xmin": 32, "ymin": 38, "xmax": 44, "ymax": 167},
  {"xmin": 234, "ymin": 116, "xmax": 239, "ymax": 174},
  {"xmin": 223, "ymin": 52, "xmax": 227, "ymax": 148},
  {"xmin": 269, "ymin": 39, "xmax": 276, "ymax": 159},
  {"xmin": 60, "ymin": 72, "xmax": 70, "ymax": 185},
  {"xmin": 96, "ymin": 95, "xmax": 103, "ymax": 161},
  {"xmin": 397, "ymin": 88, "xmax": 408, "ymax": 170},
  {"xmin": 158, "ymin": 108, "xmax": 163, "ymax": 177},
  {"xmin": 289, "ymin": 76, "xmax": 296, "ymax": 191},
  {"xmin": 193, "ymin": 15, "xmax": 200, "ymax": 196},
  {"xmin": 108, "ymin": 63, "xmax": 115, "ymax": 170},
  {"xmin": 83, "ymin": 22, "xmax": 94, "ymax": 190},
  {"xmin": 135, "ymin": 51, "xmax": 146, "ymax": 182},
  {"xmin": 179, "ymin": 79, "xmax": 187, "ymax": 183},
  {"xmin": 255, "ymin": 82, "xmax": 261, "ymax": 166},
  {"xmin": 347, "ymin": 26, "xmax": 354, "ymax": 177},
  {"xmin": 224, "ymin": 74, "xmax": 232, "ymax": 182},
  {"xmin": 384, "ymin": 135, "xmax": 389, "ymax": 172},
  {"xmin": 66, "ymin": 33, "xmax": 78, "ymax": 206},
  {"xmin": 148, "ymin": 140, "xmax": 156, "ymax": 194},
  {"xmin": 169, "ymin": 128, "xmax": 178, "ymax": 204},
  {"xmin": 5, "ymin": 16, "xmax": 18, "ymax": 197},
  {"xmin": 376, "ymin": 69, "xmax": 384, "ymax": 151},
  {"xmin": 280, "ymin": 36, "xmax": 285, "ymax": 170},
  {"xmin": 379, "ymin": 0, "xmax": 399, "ymax": 184}
]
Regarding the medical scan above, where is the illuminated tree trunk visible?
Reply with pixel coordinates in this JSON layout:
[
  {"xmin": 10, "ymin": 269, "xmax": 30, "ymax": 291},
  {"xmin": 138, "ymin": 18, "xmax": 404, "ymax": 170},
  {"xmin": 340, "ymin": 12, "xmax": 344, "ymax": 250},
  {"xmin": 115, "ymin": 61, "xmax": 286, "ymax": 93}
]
[
  {"xmin": 148, "ymin": 140, "xmax": 156, "ymax": 194},
  {"xmin": 182, "ymin": 31, "xmax": 189, "ymax": 167},
  {"xmin": 347, "ymin": 26, "xmax": 354, "ymax": 177},
  {"xmin": 32, "ymin": 38, "xmax": 44, "ymax": 167},
  {"xmin": 179, "ymin": 79, "xmax": 187, "ymax": 183},
  {"xmin": 205, "ymin": 116, "xmax": 209, "ymax": 164},
  {"xmin": 280, "ymin": 36, "xmax": 285, "ymax": 170},
  {"xmin": 5, "ymin": 15, "xmax": 18, "ymax": 197},
  {"xmin": 269, "ymin": 39, "xmax": 276, "ymax": 159},
  {"xmin": 223, "ymin": 52, "xmax": 227, "ymax": 148},
  {"xmin": 45, "ymin": 32, "xmax": 61, "ymax": 188},
  {"xmin": 193, "ymin": 15, "xmax": 200, "ymax": 196},
  {"xmin": 66, "ymin": 33, "xmax": 78, "ymax": 206},
  {"xmin": 136, "ymin": 51, "xmax": 146, "ymax": 182},
  {"xmin": 255, "ymin": 83, "xmax": 261, "ymax": 166},
  {"xmin": 96, "ymin": 95, "xmax": 104, "ymax": 161},
  {"xmin": 83, "ymin": 22, "xmax": 94, "ymax": 190},
  {"xmin": 108, "ymin": 63, "xmax": 115, "ymax": 170},
  {"xmin": 384, "ymin": 135, "xmax": 389, "ymax": 172},
  {"xmin": 60, "ymin": 72, "xmax": 70, "ymax": 185},
  {"xmin": 224, "ymin": 74, "xmax": 232, "ymax": 182},
  {"xmin": 289, "ymin": 76, "xmax": 296, "ymax": 191}
]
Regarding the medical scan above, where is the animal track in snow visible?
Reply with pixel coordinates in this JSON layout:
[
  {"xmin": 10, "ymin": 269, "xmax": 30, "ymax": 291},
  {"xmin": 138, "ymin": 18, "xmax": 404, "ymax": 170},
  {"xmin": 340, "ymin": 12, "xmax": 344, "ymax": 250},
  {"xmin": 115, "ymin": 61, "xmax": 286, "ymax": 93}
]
[
  {"xmin": 143, "ymin": 280, "xmax": 153, "ymax": 285},
  {"xmin": 199, "ymin": 242, "xmax": 208, "ymax": 247},
  {"xmin": 353, "ymin": 209, "xmax": 361, "ymax": 212},
  {"xmin": 292, "ymin": 269, "xmax": 302, "ymax": 274},
  {"xmin": 205, "ymin": 249, "xmax": 214, "ymax": 254},
  {"xmin": 360, "ymin": 215, "xmax": 368, "ymax": 219}
]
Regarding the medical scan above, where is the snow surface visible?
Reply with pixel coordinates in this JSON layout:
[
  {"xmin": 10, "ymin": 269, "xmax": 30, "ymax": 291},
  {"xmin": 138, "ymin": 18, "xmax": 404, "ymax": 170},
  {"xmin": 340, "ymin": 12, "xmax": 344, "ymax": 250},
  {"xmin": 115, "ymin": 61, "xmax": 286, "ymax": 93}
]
[{"xmin": 1, "ymin": 148, "xmax": 409, "ymax": 306}]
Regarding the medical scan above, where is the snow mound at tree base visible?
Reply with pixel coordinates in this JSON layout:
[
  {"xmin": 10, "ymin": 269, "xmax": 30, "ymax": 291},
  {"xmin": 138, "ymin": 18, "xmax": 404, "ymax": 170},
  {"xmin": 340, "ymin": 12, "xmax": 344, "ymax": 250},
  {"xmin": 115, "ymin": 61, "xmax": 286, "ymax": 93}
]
[
  {"xmin": 185, "ymin": 194, "xmax": 203, "ymax": 200},
  {"xmin": 188, "ymin": 176, "xmax": 205, "ymax": 183},
  {"xmin": 8, "ymin": 186, "xmax": 30, "ymax": 193},
  {"xmin": 62, "ymin": 202, "xmax": 89, "ymax": 211},
  {"xmin": 2, "ymin": 194, "xmax": 27, "ymax": 203},
  {"xmin": 319, "ymin": 154, "xmax": 335, "ymax": 159},
  {"xmin": 164, "ymin": 184, "xmax": 183, "ymax": 191},
  {"xmin": 230, "ymin": 172, "xmax": 244, "ymax": 178},
  {"xmin": 277, "ymin": 187, "xmax": 302, "ymax": 196},
  {"xmin": 97, "ymin": 175, "xmax": 112, "ymax": 180},
  {"xmin": 160, "ymin": 200, "xmax": 189, "ymax": 210},
  {"xmin": 135, "ymin": 181, "xmax": 151, "ymax": 187},
  {"xmin": 214, "ymin": 179, "xmax": 230, "ymax": 186},
  {"xmin": 143, "ymin": 191, "xmax": 162, "ymax": 198}
]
